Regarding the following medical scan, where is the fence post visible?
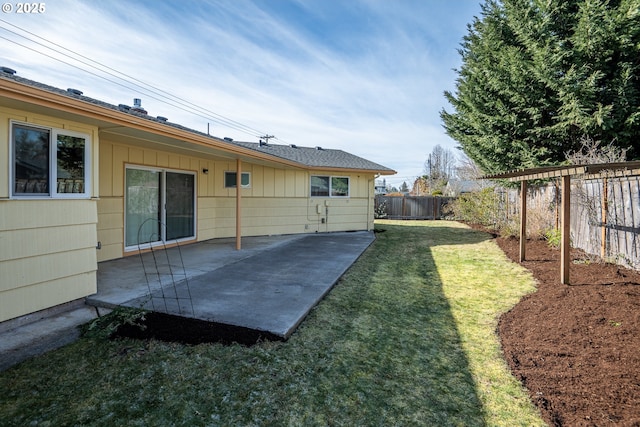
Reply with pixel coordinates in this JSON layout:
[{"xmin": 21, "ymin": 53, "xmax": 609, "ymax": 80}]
[
  {"xmin": 601, "ymin": 178, "xmax": 608, "ymax": 259},
  {"xmin": 520, "ymin": 181, "xmax": 527, "ymax": 262}
]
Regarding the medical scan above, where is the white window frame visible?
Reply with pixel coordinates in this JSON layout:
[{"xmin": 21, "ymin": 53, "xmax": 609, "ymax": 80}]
[
  {"xmin": 310, "ymin": 175, "xmax": 350, "ymax": 198},
  {"xmin": 10, "ymin": 121, "xmax": 91, "ymax": 199},
  {"xmin": 224, "ymin": 171, "xmax": 251, "ymax": 188},
  {"xmin": 124, "ymin": 164, "xmax": 197, "ymax": 252}
]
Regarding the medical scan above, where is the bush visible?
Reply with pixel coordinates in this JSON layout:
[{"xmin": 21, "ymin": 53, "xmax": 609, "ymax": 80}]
[
  {"xmin": 374, "ymin": 200, "xmax": 388, "ymax": 219},
  {"xmin": 544, "ymin": 228, "xmax": 561, "ymax": 248},
  {"xmin": 445, "ymin": 187, "xmax": 505, "ymax": 230},
  {"xmin": 446, "ymin": 185, "xmax": 558, "ymax": 240}
]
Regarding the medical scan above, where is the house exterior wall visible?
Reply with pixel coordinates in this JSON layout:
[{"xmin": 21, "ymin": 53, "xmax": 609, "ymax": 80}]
[
  {"xmin": 0, "ymin": 102, "xmax": 377, "ymax": 323},
  {"xmin": 0, "ymin": 107, "xmax": 98, "ymax": 322},
  {"xmin": 97, "ymin": 139, "xmax": 375, "ymax": 261}
]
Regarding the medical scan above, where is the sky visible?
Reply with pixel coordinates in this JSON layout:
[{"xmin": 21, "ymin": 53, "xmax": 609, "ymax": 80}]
[{"xmin": 1, "ymin": 0, "xmax": 483, "ymax": 189}]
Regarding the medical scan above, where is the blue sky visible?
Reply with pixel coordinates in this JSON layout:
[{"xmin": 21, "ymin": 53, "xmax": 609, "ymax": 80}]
[{"xmin": 1, "ymin": 0, "xmax": 482, "ymax": 188}]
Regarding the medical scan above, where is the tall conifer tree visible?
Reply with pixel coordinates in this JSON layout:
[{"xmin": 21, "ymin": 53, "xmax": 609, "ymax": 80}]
[{"xmin": 442, "ymin": 0, "xmax": 640, "ymax": 173}]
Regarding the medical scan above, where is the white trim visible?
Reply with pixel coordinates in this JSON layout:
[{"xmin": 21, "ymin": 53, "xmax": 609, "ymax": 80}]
[
  {"xmin": 224, "ymin": 170, "xmax": 251, "ymax": 188},
  {"xmin": 51, "ymin": 128, "xmax": 91, "ymax": 199},
  {"xmin": 310, "ymin": 174, "xmax": 350, "ymax": 198},
  {"xmin": 124, "ymin": 164, "xmax": 197, "ymax": 252},
  {"xmin": 9, "ymin": 120, "xmax": 91, "ymax": 199}
]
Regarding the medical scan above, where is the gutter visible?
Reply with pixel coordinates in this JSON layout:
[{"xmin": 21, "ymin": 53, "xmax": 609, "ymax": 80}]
[{"xmin": 0, "ymin": 77, "xmax": 303, "ymax": 169}]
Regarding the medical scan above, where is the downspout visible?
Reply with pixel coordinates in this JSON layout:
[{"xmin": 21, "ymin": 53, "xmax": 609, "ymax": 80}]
[
  {"xmin": 369, "ymin": 174, "xmax": 379, "ymax": 231},
  {"xmin": 236, "ymin": 158, "xmax": 242, "ymax": 250}
]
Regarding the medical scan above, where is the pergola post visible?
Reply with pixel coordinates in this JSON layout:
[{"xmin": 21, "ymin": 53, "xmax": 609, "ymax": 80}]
[
  {"xmin": 236, "ymin": 158, "xmax": 242, "ymax": 251},
  {"xmin": 560, "ymin": 175, "xmax": 571, "ymax": 284},
  {"xmin": 519, "ymin": 180, "xmax": 527, "ymax": 262}
]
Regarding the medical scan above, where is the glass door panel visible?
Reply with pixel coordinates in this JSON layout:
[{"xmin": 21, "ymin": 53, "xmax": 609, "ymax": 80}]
[
  {"xmin": 125, "ymin": 168, "xmax": 161, "ymax": 246},
  {"xmin": 165, "ymin": 172, "xmax": 195, "ymax": 241}
]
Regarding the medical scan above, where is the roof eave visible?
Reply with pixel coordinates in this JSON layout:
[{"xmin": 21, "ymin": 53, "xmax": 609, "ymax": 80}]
[{"xmin": 0, "ymin": 77, "xmax": 302, "ymax": 169}]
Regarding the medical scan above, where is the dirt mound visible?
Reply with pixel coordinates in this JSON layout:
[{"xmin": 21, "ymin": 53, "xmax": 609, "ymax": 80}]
[
  {"xmin": 113, "ymin": 311, "xmax": 283, "ymax": 346},
  {"xmin": 496, "ymin": 236, "xmax": 640, "ymax": 426}
]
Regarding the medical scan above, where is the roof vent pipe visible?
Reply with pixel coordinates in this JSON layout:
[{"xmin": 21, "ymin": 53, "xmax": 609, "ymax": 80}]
[
  {"xmin": 156, "ymin": 116, "xmax": 168, "ymax": 122},
  {"xmin": 67, "ymin": 88, "xmax": 83, "ymax": 96},
  {"xmin": 131, "ymin": 98, "xmax": 147, "ymax": 114}
]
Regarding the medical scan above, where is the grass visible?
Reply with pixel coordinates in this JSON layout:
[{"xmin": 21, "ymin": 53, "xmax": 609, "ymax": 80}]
[{"xmin": 0, "ymin": 220, "xmax": 544, "ymax": 426}]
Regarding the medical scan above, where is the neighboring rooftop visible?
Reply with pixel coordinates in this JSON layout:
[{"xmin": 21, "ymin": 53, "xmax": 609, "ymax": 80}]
[{"xmin": 0, "ymin": 66, "xmax": 395, "ymax": 174}]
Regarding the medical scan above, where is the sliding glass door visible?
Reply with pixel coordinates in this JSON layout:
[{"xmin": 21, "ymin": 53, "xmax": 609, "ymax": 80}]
[
  {"xmin": 125, "ymin": 166, "xmax": 195, "ymax": 250},
  {"xmin": 166, "ymin": 172, "xmax": 195, "ymax": 241}
]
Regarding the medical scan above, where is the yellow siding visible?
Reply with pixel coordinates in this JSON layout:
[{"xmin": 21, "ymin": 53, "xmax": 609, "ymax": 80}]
[
  {"xmin": 0, "ymin": 272, "xmax": 95, "ymax": 323},
  {"xmin": 0, "ymin": 106, "xmax": 100, "ymax": 322},
  {"xmin": 0, "ymin": 200, "xmax": 98, "ymax": 322},
  {"xmin": 0, "ymin": 104, "xmax": 379, "ymax": 323},
  {"xmin": 96, "ymin": 197, "xmax": 124, "ymax": 262},
  {"xmin": 97, "ymin": 138, "xmax": 377, "ymax": 261}
]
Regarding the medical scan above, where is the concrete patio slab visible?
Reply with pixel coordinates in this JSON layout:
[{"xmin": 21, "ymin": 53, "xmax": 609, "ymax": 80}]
[
  {"xmin": 0, "ymin": 231, "xmax": 374, "ymax": 371},
  {"xmin": 89, "ymin": 231, "xmax": 375, "ymax": 339}
]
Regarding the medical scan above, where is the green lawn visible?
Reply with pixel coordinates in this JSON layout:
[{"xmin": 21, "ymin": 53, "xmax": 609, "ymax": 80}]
[{"xmin": 0, "ymin": 220, "xmax": 545, "ymax": 426}]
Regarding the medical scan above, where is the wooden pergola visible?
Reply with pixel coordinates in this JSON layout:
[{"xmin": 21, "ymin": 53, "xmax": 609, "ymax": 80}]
[{"xmin": 483, "ymin": 161, "xmax": 640, "ymax": 285}]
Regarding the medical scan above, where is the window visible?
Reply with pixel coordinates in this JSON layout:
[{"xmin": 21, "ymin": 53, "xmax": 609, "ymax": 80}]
[
  {"xmin": 125, "ymin": 166, "xmax": 196, "ymax": 249},
  {"xmin": 224, "ymin": 171, "xmax": 250, "ymax": 188},
  {"xmin": 12, "ymin": 122, "xmax": 90, "ymax": 198},
  {"xmin": 310, "ymin": 176, "xmax": 329, "ymax": 196},
  {"xmin": 311, "ymin": 175, "xmax": 350, "ymax": 197}
]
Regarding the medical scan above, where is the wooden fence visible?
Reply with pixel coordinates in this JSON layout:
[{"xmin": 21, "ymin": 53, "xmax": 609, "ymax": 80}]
[
  {"xmin": 375, "ymin": 195, "xmax": 454, "ymax": 220},
  {"xmin": 377, "ymin": 180, "xmax": 640, "ymax": 270},
  {"xmin": 503, "ymin": 177, "xmax": 640, "ymax": 270}
]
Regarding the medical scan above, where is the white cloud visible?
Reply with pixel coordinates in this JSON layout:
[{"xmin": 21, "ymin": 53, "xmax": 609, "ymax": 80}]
[{"xmin": 0, "ymin": 0, "xmax": 482, "ymax": 186}]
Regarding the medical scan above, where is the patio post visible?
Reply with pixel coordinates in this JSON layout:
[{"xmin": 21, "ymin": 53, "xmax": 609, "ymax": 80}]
[{"xmin": 236, "ymin": 158, "xmax": 242, "ymax": 250}]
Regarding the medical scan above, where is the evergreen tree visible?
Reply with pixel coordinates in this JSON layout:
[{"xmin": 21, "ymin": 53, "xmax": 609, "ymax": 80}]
[{"xmin": 441, "ymin": 0, "xmax": 640, "ymax": 173}]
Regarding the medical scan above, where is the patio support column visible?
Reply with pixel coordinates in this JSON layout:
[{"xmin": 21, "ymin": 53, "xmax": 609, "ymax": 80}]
[
  {"xmin": 561, "ymin": 175, "xmax": 571, "ymax": 284},
  {"xmin": 519, "ymin": 180, "xmax": 527, "ymax": 262},
  {"xmin": 236, "ymin": 158, "xmax": 242, "ymax": 250}
]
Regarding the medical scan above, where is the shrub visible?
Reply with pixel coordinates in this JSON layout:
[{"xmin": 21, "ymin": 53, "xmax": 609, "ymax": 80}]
[
  {"xmin": 374, "ymin": 200, "xmax": 388, "ymax": 219},
  {"xmin": 445, "ymin": 187, "xmax": 503, "ymax": 229},
  {"xmin": 544, "ymin": 228, "xmax": 561, "ymax": 248}
]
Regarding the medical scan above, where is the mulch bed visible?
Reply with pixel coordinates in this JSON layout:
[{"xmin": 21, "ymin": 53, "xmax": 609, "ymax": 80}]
[
  {"xmin": 495, "ymin": 236, "xmax": 640, "ymax": 426},
  {"xmin": 114, "ymin": 311, "xmax": 283, "ymax": 346}
]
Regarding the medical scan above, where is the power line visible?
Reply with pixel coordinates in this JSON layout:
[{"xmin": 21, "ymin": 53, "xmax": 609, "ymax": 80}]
[{"xmin": 0, "ymin": 19, "xmax": 279, "ymax": 142}]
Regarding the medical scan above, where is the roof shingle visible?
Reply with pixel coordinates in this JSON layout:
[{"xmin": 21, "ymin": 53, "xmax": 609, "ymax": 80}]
[{"xmin": 0, "ymin": 68, "xmax": 395, "ymax": 174}]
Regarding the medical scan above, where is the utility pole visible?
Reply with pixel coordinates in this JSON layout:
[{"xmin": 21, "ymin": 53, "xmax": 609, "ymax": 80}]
[
  {"xmin": 428, "ymin": 154, "xmax": 432, "ymax": 195},
  {"xmin": 259, "ymin": 135, "xmax": 275, "ymax": 146}
]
